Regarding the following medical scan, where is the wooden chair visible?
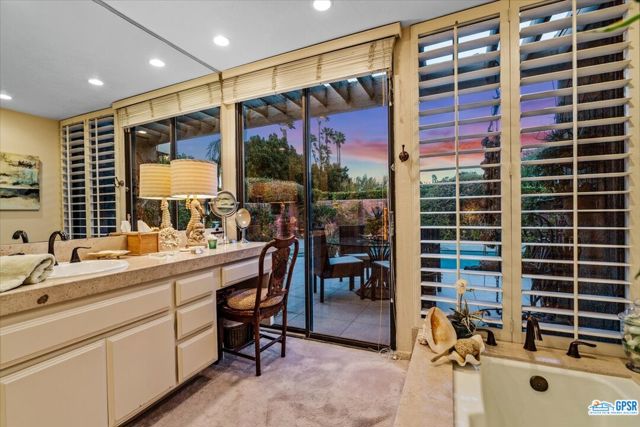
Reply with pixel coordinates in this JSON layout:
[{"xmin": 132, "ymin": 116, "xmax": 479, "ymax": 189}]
[
  {"xmin": 312, "ymin": 231, "xmax": 364, "ymax": 303},
  {"xmin": 220, "ymin": 236, "xmax": 299, "ymax": 376},
  {"xmin": 339, "ymin": 224, "xmax": 371, "ymax": 279}
]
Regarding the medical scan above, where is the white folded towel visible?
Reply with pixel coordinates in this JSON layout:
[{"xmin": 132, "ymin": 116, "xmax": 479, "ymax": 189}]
[{"xmin": 0, "ymin": 254, "xmax": 56, "ymax": 292}]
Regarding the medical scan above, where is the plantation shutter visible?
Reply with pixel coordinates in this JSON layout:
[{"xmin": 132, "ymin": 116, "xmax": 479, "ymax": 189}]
[
  {"xmin": 222, "ymin": 38, "xmax": 395, "ymax": 104},
  {"xmin": 517, "ymin": 0, "xmax": 632, "ymax": 341},
  {"xmin": 116, "ymin": 80, "xmax": 222, "ymax": 128},
  {"xmin": 417, "ymin": 16, "xmax": 507, "ymax": 327},
  {"xmin": 61, "ymin": 122, "xmax": 88, "ymax": 239},
  {"xmin": 61, "ymin": 114, "xmax": 118, "ymax": 238},
  {"xmin": 88, "ymin": 116, "xmax": 117, "ymax": 237}
]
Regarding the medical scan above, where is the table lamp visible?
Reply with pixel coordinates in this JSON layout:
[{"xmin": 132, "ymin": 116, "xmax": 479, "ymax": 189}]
[
  {"xmin": 139, "ymin": 163, "xmax": 180, "ymax": 251},
  {"xmin": 170, "ymin": 159, "xmax": 217, "ymax": 247}
]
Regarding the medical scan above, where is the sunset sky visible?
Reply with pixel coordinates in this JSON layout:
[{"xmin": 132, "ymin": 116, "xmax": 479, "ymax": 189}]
[{"xmin": 244, "ymin": 106, "xmax": 390, "ymax": 181}]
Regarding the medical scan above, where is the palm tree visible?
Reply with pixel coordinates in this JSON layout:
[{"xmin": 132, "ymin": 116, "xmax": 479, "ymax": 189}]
[
  {"xmin": 332, "ymin": 130, "xmax": 346, "ymax": 167},
  {"xmin": 206, "ymin": 138, "xmax": 221, "ymax": 164}
]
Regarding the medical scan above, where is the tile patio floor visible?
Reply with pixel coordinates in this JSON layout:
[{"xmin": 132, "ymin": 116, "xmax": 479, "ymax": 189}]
[{"xmin": 274, "ymin": 249, "xmax": 391, "ymax": 346}]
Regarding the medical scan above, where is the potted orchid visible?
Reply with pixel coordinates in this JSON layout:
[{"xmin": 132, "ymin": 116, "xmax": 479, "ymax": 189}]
[{"xmin": 448, "ymin": 279, "xmax": 485, "ymax": 339}]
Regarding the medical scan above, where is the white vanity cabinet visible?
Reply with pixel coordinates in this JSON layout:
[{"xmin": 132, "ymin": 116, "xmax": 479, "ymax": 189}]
[
  {"xmin": 0, "ymin": 252, "xmax": 267, "ymax": 427},
  {"xmin": 0, "ymin": 341, "xmax": 108, "ymax": 427},
  {"xmin": 107, "ymin": 315, "xmax": 176, "ymax": 426}
]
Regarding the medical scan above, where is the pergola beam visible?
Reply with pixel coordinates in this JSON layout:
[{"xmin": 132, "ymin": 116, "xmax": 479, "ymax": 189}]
[
  {"xmin": 281, "ymin": 92, "xmax": 302, "ymax": 108},
  {"xmin": 329, "ymin": 82, "xmax": 350, "ymax": 105},
  {"xmin": 357, "ymin": 77, "xmax": 375, "ymax": 100},
  {"xmin": 310, "ymin": 88, "xmax": 328, "ymax": 108}
]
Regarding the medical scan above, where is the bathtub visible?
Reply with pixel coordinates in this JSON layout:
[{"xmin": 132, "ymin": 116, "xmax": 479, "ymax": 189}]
[{"xmin": 454, "ymin": 356, "xmax": 640, "ymax": 427}]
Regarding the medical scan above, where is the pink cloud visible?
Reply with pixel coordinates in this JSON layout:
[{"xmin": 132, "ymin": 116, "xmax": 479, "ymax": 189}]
[{"xmin": 340, "ymin": 138, "xmax": 388, "ymax": 163}]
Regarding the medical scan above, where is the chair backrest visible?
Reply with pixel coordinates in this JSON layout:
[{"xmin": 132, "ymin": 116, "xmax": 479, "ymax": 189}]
[
  {"xmin": 311, "ymin": 230, "xmax": 329, "ymax": 274},
  {"xmin": 339, "ymin": 224, "xmax": 364, "ymax": 239},
  {"xmin": 339, "ymin": 224, "xmax": 365, "ymax": 255},
  {"xmin": 255, "ymin": 235, "xmax": 299, "ymax": 311}
]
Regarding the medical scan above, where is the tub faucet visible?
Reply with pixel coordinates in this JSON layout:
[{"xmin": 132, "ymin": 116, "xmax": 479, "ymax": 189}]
[
  {"xmin": 12, "ymin": 230, "xmax": 29, "ymax": 243},
  {"xmin": 523, "ymin": 315, "xmax": 542, "ymax": 351},
  {"xmin": 566, "ymin": 340, "xmax": 596, "ymax": 358},
  {"xmin": 48, "ymin": 231, "xmax": 69, "ymax": 266}
]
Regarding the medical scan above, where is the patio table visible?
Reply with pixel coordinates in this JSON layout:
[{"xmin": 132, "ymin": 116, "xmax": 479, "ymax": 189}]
[{"xmin": 328, "ymin": 236, "xmax": 390, "ymax": 301}]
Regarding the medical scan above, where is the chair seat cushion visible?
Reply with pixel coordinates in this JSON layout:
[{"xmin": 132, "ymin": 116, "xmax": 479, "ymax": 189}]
[
  {"xmin": 374, "ymin": 260, "xmax": 390, "ymax": 269},
  {"xmin": 226, "ymin": 289, "xmax": 283, "ymax": 311},
  {"xmin": 329, "ymin": 255, "xmax": 363, "ymax": 266}
]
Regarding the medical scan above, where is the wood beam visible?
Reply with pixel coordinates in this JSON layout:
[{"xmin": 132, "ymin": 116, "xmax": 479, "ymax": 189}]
[
  {"xmin": 329, "ymin": 82, "xmax": 350, "ymax": 105},
  {"xmin": 260, "ymin": 97, "xmax": 288, "ymax": 116},
  {"xmin": 357, "ymin": 76, "xmax": 375, "ymax": 100},
  {"xmin": 281, "ymin": 92, "xmax": 302, "ymax": 108},
  {"xmin": 310, "ymin": 88, "xmax": 328, "ymax": 108}
]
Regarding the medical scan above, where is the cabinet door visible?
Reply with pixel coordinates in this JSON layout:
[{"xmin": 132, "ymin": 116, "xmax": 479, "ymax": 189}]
[
  {"xmin": 177, "ymin": 327, "xmax": 217, "ymax": 383},
  {"xmin": 0, "ymin": 341, "xmax": 107, "ymax": 427},
  {"xmin": 106, "ymin": 315, "xmax": 176, "ymax": 426}
]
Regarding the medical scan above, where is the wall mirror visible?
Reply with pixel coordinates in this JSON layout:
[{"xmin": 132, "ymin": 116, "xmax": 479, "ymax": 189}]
[{"xmin": 0, "ymin": 1, "xmax": 212, "ymax": 244}]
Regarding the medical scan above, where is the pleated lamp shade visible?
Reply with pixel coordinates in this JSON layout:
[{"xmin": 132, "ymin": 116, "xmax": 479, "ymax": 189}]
[
  {"xmin": 170, "ymin": 159, "xmax": 217, "ymax": 199},
  {"xmin": 139, "ymin": 164, "xmax": 172, "ymax": 200}
]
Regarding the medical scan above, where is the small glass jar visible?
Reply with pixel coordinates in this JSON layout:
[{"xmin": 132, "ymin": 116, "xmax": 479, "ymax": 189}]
[
  {"xmin": 207, "ymin": 233, "xmax": 218, "ymax": 250},
  {"xmin": 619, "ymin": 299, "xmax": 640, "ymax": 373}
]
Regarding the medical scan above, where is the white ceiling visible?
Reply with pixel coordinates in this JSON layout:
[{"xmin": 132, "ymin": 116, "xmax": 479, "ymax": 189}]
[{"xmin": 0, "ymin": 0, "xmax": 489, "ymax": 120}]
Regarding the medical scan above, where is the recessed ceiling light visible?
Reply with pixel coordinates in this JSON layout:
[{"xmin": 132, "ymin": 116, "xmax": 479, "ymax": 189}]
[
  {"xmin": 347, "ymin": 78, "xmax": 358, "ymax": 83},
  {"xmin": 213, "ymin": 35, "xmax": 230, "ymax": 47},
  {"xmin": 371, "ymin": 72, "xmax": 386, "ymax": 78},
  {"xmin": 149, "ymin": 58, "xmax": 165, "ymax": 68},
  {"xmin": 0, "ymin": 93, "xmax": 12, "ymax": 101},
  {"xmin": 313, "ymin": 0, "xmax": 332, "ymax": 12},
  {"xmin": 137, "ymin": 130, "xmax": 147, "ymax": 135},
  {"xmin": 88, "ymin": 78, "xmax": 104, "ymax": 86}
]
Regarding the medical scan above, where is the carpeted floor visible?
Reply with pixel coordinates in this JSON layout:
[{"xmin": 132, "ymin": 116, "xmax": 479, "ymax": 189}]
[{"xmin": 127, "ymin": 337, "xmax": 407, "ymax": 427}]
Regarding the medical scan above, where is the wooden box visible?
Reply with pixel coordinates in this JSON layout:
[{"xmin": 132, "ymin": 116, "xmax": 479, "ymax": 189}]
[{"xmin": 126, "ymin": 232, "xmax": 159, "ymax": 255}]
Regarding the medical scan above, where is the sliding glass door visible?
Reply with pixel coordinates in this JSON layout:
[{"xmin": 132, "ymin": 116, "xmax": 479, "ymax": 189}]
[
  {"xmin": 239, "ymin": 75, "xmax": 393, "ymax": 347},
  {"xmin": 240, "ymin": 91, "xmax": 306, "ymax": 329},
  {"xmin": 308, "ymin": 76, "xmax": 391, "ymax": 345}
]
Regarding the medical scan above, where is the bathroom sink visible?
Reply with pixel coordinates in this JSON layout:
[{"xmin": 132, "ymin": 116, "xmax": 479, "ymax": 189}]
[{"xmin": 49, "ymin": 260, "xmax": 129, "ymax": 279}]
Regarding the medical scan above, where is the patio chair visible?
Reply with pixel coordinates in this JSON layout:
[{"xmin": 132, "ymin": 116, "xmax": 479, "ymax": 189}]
[
  {"xmin": 312, "ymin": 230, "xmax": 364, "ymax": 303},
  {"xmin": 220, "ymin": 236, "xmax": 299, "ymax": 376},
  {"xmin": 338, "ymin": 224, "xmax": 371, "ymax": 279}
]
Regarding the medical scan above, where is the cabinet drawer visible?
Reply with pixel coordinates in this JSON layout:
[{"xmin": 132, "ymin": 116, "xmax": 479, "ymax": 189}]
[
  {"xmin": 107, "ymin": 315, "xmax": 176, "ymax": 425},
  {"xmin": 0, "ymin": 340, "xmax": 108, "ymax": 427},
  {"xmin": 176, "ymin": 297, "xmax": 215, "ymax": 340},
  {"xmin": 0, "ymin": 283, "xmax": 171, "ymax": 368},
  {"xmin": 175, "ymin": 269, "xmax": 219, "ymax": 306},
  {"xmin": 177, "ymin": 327, "xmax": 217, "ymax": 383},
  {"xmin": 220, "ymin": 256, "xmax": 271, "ymax": 287}
]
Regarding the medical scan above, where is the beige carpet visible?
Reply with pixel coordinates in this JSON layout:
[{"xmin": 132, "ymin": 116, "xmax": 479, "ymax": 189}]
[{"xmin": 128, "ymin": 337, "xmax": 407, "ymax": 427}]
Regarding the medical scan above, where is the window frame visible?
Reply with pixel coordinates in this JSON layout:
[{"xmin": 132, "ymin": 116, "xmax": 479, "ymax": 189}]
[
  {"xmin": 124, "ymin": 108, "xmax": 221, "ymax": 230},
  {"xmin": 411, "ymin": 0, "xmax": 640, "ymax": 356}
]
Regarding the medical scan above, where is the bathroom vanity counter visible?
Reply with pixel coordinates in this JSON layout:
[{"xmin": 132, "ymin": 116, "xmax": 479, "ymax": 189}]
[
  {"xmin": 0, "ymin": 241, "xmax": 270, "ymax": 427},
  {"xmin": 0, "ymin": 242, "xmax": 266, "ymax": 317}
]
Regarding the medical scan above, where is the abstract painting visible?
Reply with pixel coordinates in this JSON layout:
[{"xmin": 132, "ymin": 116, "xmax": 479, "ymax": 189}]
[{"xmin": 0, "ymin": 152, "xmax": 40, "ymax": 210}]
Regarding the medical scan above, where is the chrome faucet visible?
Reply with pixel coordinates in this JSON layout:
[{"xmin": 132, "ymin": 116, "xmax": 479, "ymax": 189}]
[
  {"xmin": 12, "ymin": 230, "xmax": 29, "ymax": 243},
  {"xmin": 48, "ymin": 231, "xmax": 69, "ymax": 265},
  {"xmin": 523, "ymin": 315, "xmax": 543, "ymax": 351}
]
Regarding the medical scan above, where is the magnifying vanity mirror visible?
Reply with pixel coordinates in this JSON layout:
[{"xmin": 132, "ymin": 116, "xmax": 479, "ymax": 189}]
[
  {"xmin": 235, "ymin": 208, "xmax": 251, "ymax": 244},
  {"xmin": 209, "ymin": 191, "xmax": 238, "ymax": 245}
]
